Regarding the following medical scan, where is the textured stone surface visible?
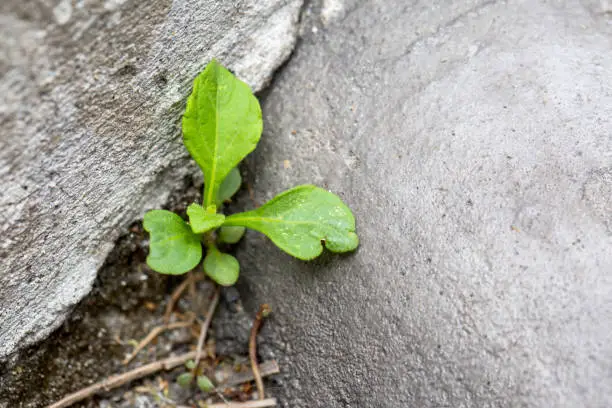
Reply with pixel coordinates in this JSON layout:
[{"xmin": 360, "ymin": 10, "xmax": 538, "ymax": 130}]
[
  {"xmin": 232, "ymin": 1, "xmax": 612, "ymax": 407},
  {"xmin": 0, "ymin": 0, "xmax": 303, "ymax": 360}
]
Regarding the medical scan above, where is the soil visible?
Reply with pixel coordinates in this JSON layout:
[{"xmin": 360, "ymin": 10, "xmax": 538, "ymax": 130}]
[{"xmin": 0, "ymin": 175, "xmax": 273, "ymax": 408}]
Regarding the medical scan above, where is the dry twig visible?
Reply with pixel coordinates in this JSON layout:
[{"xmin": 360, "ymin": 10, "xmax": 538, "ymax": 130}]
[
  {"xmin": 49, "ymin": 288, "xmax": 222, "ymax": 408},
  {"xmin": 221, "ymin": 360, "xmax": 279, "ymax": 386},
  {"xmin": 249, "ymin": 304, "xmax": 271, "ymax": 400},
  {"xmin": 123, "ymin": 318, "xmax": 195, "ymax": 364},
  {"xmin": 164, "ymin": 272, "xmax": 203, "ymax": 323},
  {"xmin": 47, "ymin": 351, "xmax": 198, "ymax": 408},
  {"xmin": 194, "ymin": 286, "xmax": 221, "ymax": 367},
  {"xmin": 49, "ymin": 279, "xmax": 279, "ymax": 408},
  {"xmin": 48, "ymin": 356, "xmax": 279, "ymax": 408}
]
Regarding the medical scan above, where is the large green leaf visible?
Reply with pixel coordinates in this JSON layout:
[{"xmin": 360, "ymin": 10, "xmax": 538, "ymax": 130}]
[
  {"xmin": 216, "ymin": 167, "xmax": 242, "ymax": 206},
  {"xmin": 223, "ymin": 185, "xmax": 359, "ymax": 260},
  {"xmin": 143, "ymin": 210, "xmax": 202, "ymax": 274},
  {"xmin": 186, "ymin": 203, "xmax": 225, "ymax": 234},
  {"xmin": 182, "ymin": 60, "xmax": 262, "ymax": 208},
  {"xmin": 203, "ymin": 246, "xmax": 240, "ymax": 286}
]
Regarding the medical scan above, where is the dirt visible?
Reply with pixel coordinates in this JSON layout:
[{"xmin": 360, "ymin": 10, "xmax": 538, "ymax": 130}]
[{"xmin": 0, "ymin": 175, "xmax": 274, "ymax": 408}]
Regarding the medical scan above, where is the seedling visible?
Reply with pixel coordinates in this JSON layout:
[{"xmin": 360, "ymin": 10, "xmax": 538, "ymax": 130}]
[
  {"xmin": 144, "ymin": 60, "xmax": 358, "ymax": 285},
  {"xmin": 177, "ymin": 360, "xmax": 215, "ymax": 393}
]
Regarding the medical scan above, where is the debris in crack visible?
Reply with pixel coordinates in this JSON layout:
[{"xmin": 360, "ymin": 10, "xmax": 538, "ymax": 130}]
[{"xmin": 0, "ymin": 179, "xmax": 281, "ymax": 407}]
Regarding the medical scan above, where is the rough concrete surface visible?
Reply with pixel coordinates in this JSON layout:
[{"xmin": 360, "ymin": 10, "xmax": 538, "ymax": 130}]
[
  {"xmin": 229, "ymin": 1, "xmax": 612, "ymax": 407},
  {"xmin": 0, "ymin": 0, "xmax": 303, "ymax": 360}
]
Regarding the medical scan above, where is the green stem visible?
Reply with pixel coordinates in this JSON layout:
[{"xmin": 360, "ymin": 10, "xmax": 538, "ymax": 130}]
[{"xmin": 202, "ymin": 231, "xmax": 216, "ymax": 249}]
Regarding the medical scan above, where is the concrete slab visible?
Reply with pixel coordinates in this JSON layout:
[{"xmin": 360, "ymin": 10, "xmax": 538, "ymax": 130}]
[{"xmin": 233, "ymin": 1, "xmax": 612, "ymax": 406}]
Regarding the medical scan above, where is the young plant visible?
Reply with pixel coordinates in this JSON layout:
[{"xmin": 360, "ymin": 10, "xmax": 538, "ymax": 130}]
[
  {"xmin": 144, "ymin": 60, "xmax": 358, "ymax": 285},
  {"xmin": 176, "ymin": 360, "xmax": 215, "ymax": 393}
]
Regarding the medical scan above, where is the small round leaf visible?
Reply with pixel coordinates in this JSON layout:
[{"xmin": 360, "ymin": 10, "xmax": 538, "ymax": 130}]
[
  {"xmin": 177, "ymin": 372, "xmax": 194, "ymax": 388},
  {"xmin": 197, "ymin": 375, "xmax": 215, "ymax": 393},
  {"xmin": 143, "ymin": 210, "xmax": 202, "ymax": 274},
  {"xmin": 218, "ymin": 226, "xmax": 246, "ymax": 244},
  {"xmin": 203, "ymin": 246, "xmax": 239, "ymax": 286},
  {"xmin": 185, "ymin": 360, "xmax": 196, "ymax": 370}
]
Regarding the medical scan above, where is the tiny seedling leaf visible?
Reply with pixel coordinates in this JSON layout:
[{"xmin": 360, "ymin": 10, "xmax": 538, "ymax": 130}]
[
  {"xmin": 218, "ymin": 226, "xmax": 246, "ymax": 244},
  {"xmin": 185, "ymin": 360, "xmax": 196, "ymax": 370},
  {"xmin": 183, "ymin": 59, "xmax": 262, "ymax": 208},
  {"xmin": 224, "ymin": 185, "xmax": 358, "ymax": 260},
  {"xmin": 203, "ymin": 246, "xmax": 240, "ymax": 286},
  {"xmin": 177, "ymin": 372, "xmax": 194, "ymax": 388},
  {"xmin": 187, "ymin": 203, "xmax": 225, "ymax": 234},
  {"xmin": 216, "ymin": 167, "xmax": 242, "ymax": 206},
  {"xmin": 196, "ymin": 375, "xmax": 215, "ymax": 393},
  {"xmin": 143, "ymin": 210, "xmax": 202, "ymax": 274}
]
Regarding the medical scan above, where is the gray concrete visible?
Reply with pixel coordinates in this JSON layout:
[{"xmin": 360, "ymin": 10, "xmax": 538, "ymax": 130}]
[
  {"xmin": 0, "ymin": 0, "xmax": 303, "ymax": 360},
  {"xmin": 234, "ymin": 1, "xmax": 612, "ymax": 407}
]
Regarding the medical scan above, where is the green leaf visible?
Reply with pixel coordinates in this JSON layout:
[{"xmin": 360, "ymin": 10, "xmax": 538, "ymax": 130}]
[
  {"xmin": 196, "ymin": 375, "xmax": 215, "ymax": 393},
  {"xmin": 218, "ymin": 226, "xmax": 246, "ymax": 244},
  {"xmin": 216, "ymin": 167, "xmax": 242, "ymax": 206},
  {"xmin": 143, "ymin": 210, "xmax": 202, "ymax": 274},
  {"xmin": 177, "ymin": 372, "xmax": 194, "ymax": 388},
  {"xmin": 185, "ymin": 360, "xmax": 196, "ymax": 370},
  {"xmin": 223, "ymin": 185, "xmax": 358, "ymax": 260},
  {"xmin": 187, "ymin": 203, "xmax": 225, "ymax": 234},
  {"xmin": 182, "ymin": 60, "xmax": 262, "ymax": 208},
  {"xmin": 203, "ymin": 246, "xmax": 239, "ymax": 286}
]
